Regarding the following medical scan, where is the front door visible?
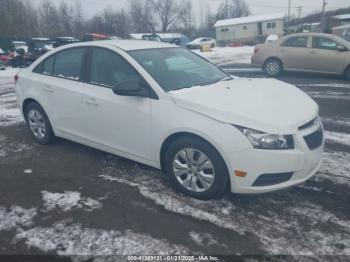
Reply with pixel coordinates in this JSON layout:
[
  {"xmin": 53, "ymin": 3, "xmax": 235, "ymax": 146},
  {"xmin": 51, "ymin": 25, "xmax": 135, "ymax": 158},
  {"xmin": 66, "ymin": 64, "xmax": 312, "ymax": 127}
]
[
  {"xmin": 81, "ymin": 47, "xmax": 152, "ymax": 162},
  {"xmin": 306, "ymin": 36, "xmax": 347, "ymax": 74}
]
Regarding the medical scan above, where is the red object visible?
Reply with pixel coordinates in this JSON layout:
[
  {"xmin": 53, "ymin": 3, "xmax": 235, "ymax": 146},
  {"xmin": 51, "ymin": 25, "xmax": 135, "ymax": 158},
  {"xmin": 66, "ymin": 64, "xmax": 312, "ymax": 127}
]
[
  {"xmin": 14, "ymin": 74, "xmax": 19, "ymax": 84},
  {"xmin": 228, "ymin": 42, "xmax": 244, "ymax": 47},
  {"xmin": 254, "ymin": 47, "xmax": 260, "ymax": 54}
]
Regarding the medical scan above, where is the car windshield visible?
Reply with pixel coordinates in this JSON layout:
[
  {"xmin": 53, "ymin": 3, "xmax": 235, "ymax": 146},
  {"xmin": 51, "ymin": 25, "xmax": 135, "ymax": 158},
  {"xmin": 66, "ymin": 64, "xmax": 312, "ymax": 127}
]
[{"xmin": 128, "ymin": 48, "xmax": 230, "ymax": 91}]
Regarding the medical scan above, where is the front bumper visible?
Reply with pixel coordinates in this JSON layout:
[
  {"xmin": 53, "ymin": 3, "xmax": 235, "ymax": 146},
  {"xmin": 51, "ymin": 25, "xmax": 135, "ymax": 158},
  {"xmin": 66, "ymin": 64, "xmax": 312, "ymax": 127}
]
[{"xmin": 225, "ymin": 123, "xmax": 324, "ymax": 194}]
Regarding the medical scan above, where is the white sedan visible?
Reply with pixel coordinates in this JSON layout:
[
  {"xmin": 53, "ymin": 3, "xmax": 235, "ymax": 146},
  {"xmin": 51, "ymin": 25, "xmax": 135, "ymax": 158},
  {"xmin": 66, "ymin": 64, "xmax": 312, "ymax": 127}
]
[
  {"xmin": 186, "ymin": 38, "xmax": 216, "ymax": 50},
  {"xmin": 15, "ymin": 40, "xmax": 324, "ymax": 199}
]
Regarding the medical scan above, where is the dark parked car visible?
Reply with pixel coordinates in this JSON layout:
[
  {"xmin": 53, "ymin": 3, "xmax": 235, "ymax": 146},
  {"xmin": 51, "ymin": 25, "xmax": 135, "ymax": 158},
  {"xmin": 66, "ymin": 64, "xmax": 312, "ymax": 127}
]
[{"xmin": 53, "ymin": 37, "xmax": 79, "ymax": 48}]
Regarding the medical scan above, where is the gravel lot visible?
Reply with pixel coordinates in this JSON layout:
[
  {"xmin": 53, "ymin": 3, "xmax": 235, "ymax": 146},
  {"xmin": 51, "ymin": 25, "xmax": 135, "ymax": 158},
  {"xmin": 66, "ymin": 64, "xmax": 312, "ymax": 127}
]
[{"xmin": 0, "ymin": 66, "xmax": 349, "ymax": 261}]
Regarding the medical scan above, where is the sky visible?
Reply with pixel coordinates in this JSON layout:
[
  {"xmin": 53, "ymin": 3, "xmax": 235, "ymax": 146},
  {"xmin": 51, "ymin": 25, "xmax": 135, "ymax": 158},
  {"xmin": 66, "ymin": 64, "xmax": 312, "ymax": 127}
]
[{"xmin": 30, "ymin": 0, "xmax": 350, "ymax": 24}]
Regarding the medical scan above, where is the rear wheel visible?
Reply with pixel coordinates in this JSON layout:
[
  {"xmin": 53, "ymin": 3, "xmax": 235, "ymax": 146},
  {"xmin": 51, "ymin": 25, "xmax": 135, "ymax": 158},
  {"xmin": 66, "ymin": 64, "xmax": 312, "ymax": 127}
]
[
  {"xmin": 264, "ymin": 58, "xmax": 283, "ymax": 77},
  {"xmin": 25, "ymin": 102, "xmax": 55, "ymax": 144},
  {"xmin": 164, "ymin": 136, "xmax": 229, "ymax": 200}
]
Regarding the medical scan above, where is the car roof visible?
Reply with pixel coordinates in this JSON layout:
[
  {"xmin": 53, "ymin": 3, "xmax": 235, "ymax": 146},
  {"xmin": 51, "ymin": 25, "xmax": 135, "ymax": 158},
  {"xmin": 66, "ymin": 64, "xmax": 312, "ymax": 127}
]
[{"xmin": 87, "ymin": 39, "xmax": 176, "ymax": 51}]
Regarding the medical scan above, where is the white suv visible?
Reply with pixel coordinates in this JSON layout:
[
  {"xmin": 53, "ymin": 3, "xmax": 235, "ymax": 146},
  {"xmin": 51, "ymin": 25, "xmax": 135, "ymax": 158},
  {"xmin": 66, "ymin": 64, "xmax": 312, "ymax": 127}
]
[{"xmin": 15, "ymin": 40, "xmax": 324, "ymax": 199}]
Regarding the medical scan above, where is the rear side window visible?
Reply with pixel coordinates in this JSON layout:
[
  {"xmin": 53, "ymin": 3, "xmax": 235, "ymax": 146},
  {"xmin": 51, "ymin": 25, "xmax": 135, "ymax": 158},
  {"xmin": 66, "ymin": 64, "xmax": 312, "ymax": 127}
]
[
  {"xmin": 282, "ymin": 37, "xmax": 308, "ymax": 48},
  {"xmin": 33, "ymin": 55, "xmax": 55, "ymax": 75},
  {"xmin": 42, "ymin": 56, "xmax": 54, "ymax": 75},
  {"xmin": 88, "ymin": 47, "xmax": 141, "ymax": 88},
  {"xmin": 53, "ymin": 48, "xmax": 85, "ymax": 80},
  {"xmin": 312, "ymin": 37, "xmax": 338, "ymax": 50}
]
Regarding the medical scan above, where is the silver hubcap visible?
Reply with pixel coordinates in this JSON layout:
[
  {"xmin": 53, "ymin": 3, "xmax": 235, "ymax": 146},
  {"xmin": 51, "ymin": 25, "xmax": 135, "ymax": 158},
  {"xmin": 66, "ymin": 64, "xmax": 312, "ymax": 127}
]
[
  {"xmin": 28, "ymin": 109, "xmax": 46, "ymax": 139},
  {"xmin": 173, "ymin": 148, "xmax": 215, "ymax": 193},
  {"xmin": 266, "ymin": 61, "xmax": 280, "ymax": 75}
]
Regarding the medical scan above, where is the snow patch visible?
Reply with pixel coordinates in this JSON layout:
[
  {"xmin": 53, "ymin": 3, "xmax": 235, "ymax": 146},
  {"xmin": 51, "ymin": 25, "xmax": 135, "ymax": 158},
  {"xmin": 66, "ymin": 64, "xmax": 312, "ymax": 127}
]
[
  {"xmin": 24, "ymin": 169, "xmax": 32, "ymax": 174},
  {"xmin": 189, "ymin": 231, "xmax": 220, "ymax": 247},
  {"xmin": 0, "ymin": 206, "xmax": 37, "ymax": 232},
  {"xmin": 0, "ymin": 93, "xmax": 23, "ymax": 127},
  {"xmin": 317, "ymin": 151, "xmax": 350, "ymax": 186},
  {"xmin": 194, "ymin": 46, "xmax": 254, "ymax": 66},
  {"xmin": 322, "ymin": 117, "xmax": 350, "ymax": 128},
  {"xmin": 325, "ymin": 131, "xmax": 350, "ymax": 147},
  {"xmin": 16, "ymin": 222, "xmax": 189, "ymax": 255},
  {"xmin": 42, "ymin": 191, "xmax": 102, "ymax": 212},
  {"xmin": 99, "ymin": 157, "xmax": 350, "ymax": 255}
]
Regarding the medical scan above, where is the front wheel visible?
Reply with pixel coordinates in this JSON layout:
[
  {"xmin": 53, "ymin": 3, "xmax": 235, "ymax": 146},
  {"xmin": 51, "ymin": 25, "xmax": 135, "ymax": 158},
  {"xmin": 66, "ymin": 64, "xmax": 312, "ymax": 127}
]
[
  {"xmin": 164, "ymin": 136, "xmax": 229, "ymax": 200},
  {"xmin": 264, "ymin": 58, "xmax": 283, "ymax": 77}
]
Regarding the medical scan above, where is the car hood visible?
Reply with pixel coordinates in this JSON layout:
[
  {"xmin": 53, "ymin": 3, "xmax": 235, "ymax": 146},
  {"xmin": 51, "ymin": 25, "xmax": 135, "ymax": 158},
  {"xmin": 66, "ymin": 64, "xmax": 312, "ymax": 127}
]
[{"xmin": 168, "ymin": 78, "xmax": 318, "ymax": 134}]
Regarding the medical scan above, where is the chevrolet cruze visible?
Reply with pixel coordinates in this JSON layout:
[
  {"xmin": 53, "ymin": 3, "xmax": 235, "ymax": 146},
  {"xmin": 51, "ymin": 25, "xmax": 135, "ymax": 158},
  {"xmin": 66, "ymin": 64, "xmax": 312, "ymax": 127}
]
[{"xmin": 14, "ymin": 40, "xmax": 324, "ymax": 199}]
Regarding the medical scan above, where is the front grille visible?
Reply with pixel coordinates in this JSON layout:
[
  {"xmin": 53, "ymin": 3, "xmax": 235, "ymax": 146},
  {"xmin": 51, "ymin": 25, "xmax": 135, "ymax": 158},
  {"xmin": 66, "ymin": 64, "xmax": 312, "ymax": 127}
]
[
  {"xmin": 252, "ymin": 172, "xmax": 293, "ymax": 187},
  {"xmin": 304, "ymin": 128, "xmax": 323, "ymax": 150}
]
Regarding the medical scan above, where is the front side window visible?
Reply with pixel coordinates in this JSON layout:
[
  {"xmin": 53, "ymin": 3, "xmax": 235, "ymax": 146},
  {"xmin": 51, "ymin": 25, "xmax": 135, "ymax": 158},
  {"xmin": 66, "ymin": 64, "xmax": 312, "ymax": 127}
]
[
  {"xmin": 89, "ymin": 48, "xmax": 141, "ymax": 88},
  {"xmin": 129, "ymin": 48, "xmax": 229, "ymax": 91},
  {"xmin": 282, "ymin": 37, "xmax": 308, "ymax": 48},
  {"xmin": 312, "ymin": 37, "xmax": 339, "ymax": 50},
  {"xmin": 53, "ymin": 48, "xmax": 85, "ymax": 80}
]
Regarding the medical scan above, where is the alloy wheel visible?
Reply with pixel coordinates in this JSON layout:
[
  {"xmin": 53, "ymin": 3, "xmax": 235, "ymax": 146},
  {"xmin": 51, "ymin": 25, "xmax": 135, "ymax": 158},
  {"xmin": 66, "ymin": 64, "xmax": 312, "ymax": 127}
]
[
  {"xmin": 173, "ymin": 148, "xmax": 215, "ymax": 193},
  {"xmin": 28, "ymin": 109, "xmax": 46, "ymax": 139}
]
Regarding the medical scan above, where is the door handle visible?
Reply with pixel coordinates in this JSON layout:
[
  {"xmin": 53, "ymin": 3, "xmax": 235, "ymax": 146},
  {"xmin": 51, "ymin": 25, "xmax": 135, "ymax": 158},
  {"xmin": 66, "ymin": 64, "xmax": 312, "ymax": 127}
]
[
  {"xmin": 44, "ymin": 86, "xmax": 54, "ymax": 93},
  {"xmin": 280, "ymin": 49, "xmax": 286, "ymax": 53},
  {"xmin": 310, "ymin": 51, "xmax": 317, "ymax": 55},
  {"xmin": 85, "ymin": 98, "xmax": 99, "ymax": 106}
]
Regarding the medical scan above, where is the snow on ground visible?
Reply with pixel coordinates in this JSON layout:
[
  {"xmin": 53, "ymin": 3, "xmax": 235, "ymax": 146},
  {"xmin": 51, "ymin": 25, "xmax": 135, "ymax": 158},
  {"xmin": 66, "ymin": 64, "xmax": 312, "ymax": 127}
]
[
  {"xmin": 322, "ymin": 117, "xmax": 350, "ymax": 128},
  {"xmin": 0, "ymin": 206, "xmax": 37, "ymax": 232},
  {"xmin": 325, "ymin": 131, "xmax": 350, "ymax": 147},
  {"xmin": 0, "ymin": 67, "xmax": 18, "ymax": 93},
  {"xmin": 317, "ymin": 151, "xmax": 350, "ymax": 185},
  {"xmin": 0, "ymin": 204, "xmax": 189, "ymax": 255},
  {"xmin": 99, "ymin": 157, "xmax": 350, "ymax": 255},
  {"xmin": 297, "ymin": 83, "xmax": 350, "ymax": 89},
  {"xmin": 0, "ymin": 93, "xmax": 23, "ymax": 127},
  {"xmin": 42, "ymin": 191, "xmax": 102, "ymax": 212},
  {"xmin": 16, "ymin": 222, "xmax": 189, "ymax": 256},
  {"xmin": 188, "ymin": 231, "xmax": 221, "ymax": 248},
  {"xmin": 193, "ymin": 46, "xmax": 254, "ymax": 66}
]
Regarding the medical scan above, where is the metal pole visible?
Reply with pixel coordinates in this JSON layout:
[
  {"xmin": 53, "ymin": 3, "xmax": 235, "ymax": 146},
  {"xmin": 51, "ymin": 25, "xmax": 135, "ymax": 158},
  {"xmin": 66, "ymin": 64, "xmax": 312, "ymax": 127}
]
[
  {"xmin": 226, "ymin": 0, "xmax": 229, "ymax": 19},
  {"xmin": 287, "ymin": 0, "xmax": 291, "ymax": 33},
  {"xmin": 321, "ymin": 0, "xmax": 327, "ymax": 32}
]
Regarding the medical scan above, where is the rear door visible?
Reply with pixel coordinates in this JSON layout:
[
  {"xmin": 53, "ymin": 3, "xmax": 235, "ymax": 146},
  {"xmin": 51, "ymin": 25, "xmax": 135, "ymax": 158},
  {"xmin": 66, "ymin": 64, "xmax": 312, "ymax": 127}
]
[
  {"xmin": 306, "ymin": 36, "xmax": 347, "ymax": 74},
  {"xmin": 278, "ymin": 36, "xmax": 310, "ymax": 70},
  {"xmin": 44, "ymin": 47, "xmax": 87, "ymax": 137}
]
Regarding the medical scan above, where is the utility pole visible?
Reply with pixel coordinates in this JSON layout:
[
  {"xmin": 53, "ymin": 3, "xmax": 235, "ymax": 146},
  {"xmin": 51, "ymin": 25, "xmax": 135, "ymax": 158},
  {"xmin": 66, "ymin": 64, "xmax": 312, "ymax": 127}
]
[
  {"xmin": 287, "ymin": 0, "xmax": 291, "ymax": 33},
  {"xmin": 321, "ymin": 0, "xmax": 327, "ymax": 32},
  {"xmin": 226, "ymin": 0, "xmax": 229, "ymax": 19},
  {"xmin": 296, "ymin": 6, "xmax": 303, "ymax": 28}
]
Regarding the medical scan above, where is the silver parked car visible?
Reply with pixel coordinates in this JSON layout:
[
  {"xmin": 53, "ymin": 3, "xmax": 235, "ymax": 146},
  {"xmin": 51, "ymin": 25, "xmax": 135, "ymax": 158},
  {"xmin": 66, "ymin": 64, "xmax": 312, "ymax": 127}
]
[{"xmin": 252, "ymin": 33, "xmax": 350, "ymax": 80}]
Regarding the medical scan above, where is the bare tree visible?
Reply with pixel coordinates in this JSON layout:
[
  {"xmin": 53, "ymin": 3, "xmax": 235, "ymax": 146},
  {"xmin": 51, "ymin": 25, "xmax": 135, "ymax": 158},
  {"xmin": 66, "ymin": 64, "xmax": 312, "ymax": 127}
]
[
  {"xmin": 217, "ymin": 0, "xmax": 250, "ymax": 20},
  {"xmin": 129, "ymin": 0, "xmax": 156, "ymax": 33},
  {"xmin": 150, "ymin": 0, "xmax": 191, "ymax": 32}
]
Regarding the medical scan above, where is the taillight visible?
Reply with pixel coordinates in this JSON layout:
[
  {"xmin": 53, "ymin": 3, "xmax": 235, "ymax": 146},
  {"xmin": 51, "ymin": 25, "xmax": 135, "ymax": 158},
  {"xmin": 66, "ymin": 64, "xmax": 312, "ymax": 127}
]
[
  {"xmin": 14, "ymin": 74, "xmax": 19, "ymax": 85},
  {"xmin": 254, "ymin": 47, "xmax": 260, "ymax": 54}
]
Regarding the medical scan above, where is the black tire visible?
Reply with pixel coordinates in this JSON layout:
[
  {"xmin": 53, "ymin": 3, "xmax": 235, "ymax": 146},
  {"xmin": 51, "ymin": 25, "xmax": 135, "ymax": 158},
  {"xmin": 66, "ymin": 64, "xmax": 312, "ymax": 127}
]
[
  {"xmin": 211, "ymin": 43, "xmax": 215, "ymax": 48},
  {"xmin": 345, "ymin": 67, "xmax": 350, "ymax": 81},
  {"xmin": 264, "ymin": 58, "xmax": 283, "ymax": 77},
  {"xmin": 164, "ymin": 135, "xmax": 229, "ymax": 200},
  {"xmin": 24, "ymin": 102, "xmax": 55, "ymax": 145}
]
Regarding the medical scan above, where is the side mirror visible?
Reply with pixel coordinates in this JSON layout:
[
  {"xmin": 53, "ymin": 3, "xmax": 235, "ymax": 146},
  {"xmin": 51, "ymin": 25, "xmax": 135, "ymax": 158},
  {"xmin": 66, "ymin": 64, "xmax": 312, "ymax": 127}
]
[
  {"xmin": 112, "ymin": 80, "xmax": 154, "ymax": 98},
  {"xmin": 337, "ymin": 45, "xmax": 347, "ymax": 52}
]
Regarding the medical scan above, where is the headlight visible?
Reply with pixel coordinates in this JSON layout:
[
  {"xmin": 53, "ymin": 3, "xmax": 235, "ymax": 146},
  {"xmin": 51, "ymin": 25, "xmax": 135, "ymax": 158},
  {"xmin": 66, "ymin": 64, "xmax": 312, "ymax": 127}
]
[{"xmin": 236, "ymin": 126, "xmax": 294, "ymax": 150}]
